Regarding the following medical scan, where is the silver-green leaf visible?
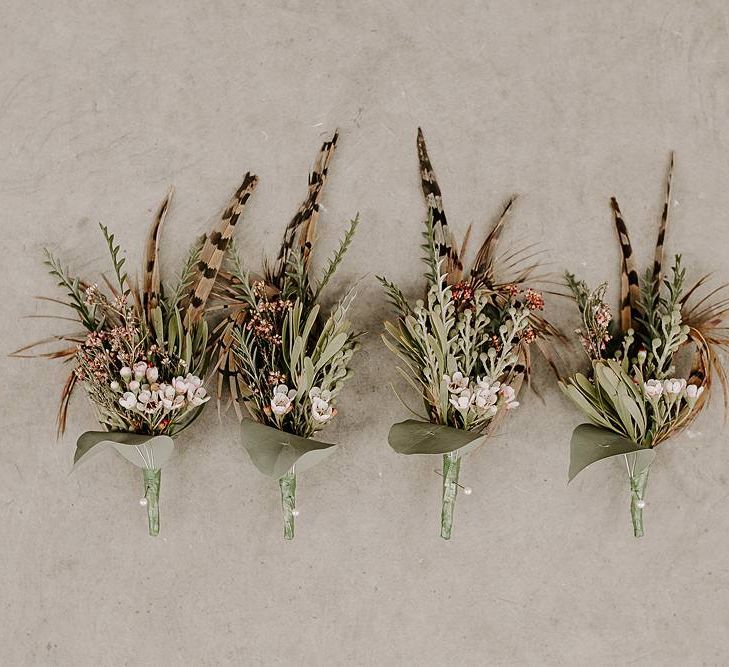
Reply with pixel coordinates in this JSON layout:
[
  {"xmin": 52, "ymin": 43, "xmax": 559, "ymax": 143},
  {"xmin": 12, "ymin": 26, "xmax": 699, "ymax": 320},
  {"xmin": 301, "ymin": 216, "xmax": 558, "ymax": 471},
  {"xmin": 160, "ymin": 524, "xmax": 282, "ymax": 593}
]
[
  {"xmin": 388, "ymin": 419, "xmax": 486, "ymax": 456},
  {"xmin": 73, "ymin": 432, "xmax": 175, "ymax": 471},
  {"xmin": 241, "ymin": 420, "xmax": 338, "ymax": 479},
  {"xmin": 569, "ymin": 423, "xmax": 654, "ymax": 483}
]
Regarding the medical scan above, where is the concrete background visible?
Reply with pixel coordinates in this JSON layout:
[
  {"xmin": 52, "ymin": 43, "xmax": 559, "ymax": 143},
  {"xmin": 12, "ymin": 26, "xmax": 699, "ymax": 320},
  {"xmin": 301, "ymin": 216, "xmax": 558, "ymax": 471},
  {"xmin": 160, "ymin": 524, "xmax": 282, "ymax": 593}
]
[{"xmin": 2, "ymin": 1, "xmax": 729, "ymax": 664}]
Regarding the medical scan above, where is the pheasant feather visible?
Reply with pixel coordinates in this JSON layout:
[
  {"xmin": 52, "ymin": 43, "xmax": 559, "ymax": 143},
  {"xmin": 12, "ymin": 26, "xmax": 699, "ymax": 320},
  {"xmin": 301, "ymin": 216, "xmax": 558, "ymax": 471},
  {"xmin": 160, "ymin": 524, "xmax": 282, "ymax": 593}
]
[
  {"xmin": 610, "ymin": 197, "xmax": 640, "ymax": 332},
  {"xmin": 416, "ymin": 127, "xmax": 462, "ymax": 283},
  {"xmin": 142, "ymin": 187, "xmax": 174, "ymax": 322},
  {"xmin": 184, "ymin": 173, "xmax": 258, "ymax": 328},
  {"xmin": 269, "ymin": 131, "xmax": 339, "ymax": 285}
]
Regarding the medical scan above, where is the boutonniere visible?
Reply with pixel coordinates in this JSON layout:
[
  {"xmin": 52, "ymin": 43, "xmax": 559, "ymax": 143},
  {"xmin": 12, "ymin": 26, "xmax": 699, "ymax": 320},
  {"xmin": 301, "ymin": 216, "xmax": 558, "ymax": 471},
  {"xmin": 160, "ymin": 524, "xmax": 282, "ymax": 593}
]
[
  {"xmin": 212, "ymin": 131, "xmax": 361, "ymax": 539},
  {"xmin": 15, "ymin": 176, "xmax": 257, "ymax": 534},
  {"xmin": 379, "ymin": 128, "xmax": 558, "ymax": 539},
  {"xmin": 560, "ymin": 155, "xmax": 729, "ymax": 537}
]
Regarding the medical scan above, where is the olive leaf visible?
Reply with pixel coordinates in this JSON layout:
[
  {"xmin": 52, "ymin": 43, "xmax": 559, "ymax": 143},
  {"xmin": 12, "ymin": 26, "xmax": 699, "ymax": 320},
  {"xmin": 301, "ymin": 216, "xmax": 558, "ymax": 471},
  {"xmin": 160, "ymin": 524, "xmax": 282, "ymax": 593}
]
[
  {"xmin": 388, "ymin": 419, "xmax": 487, "ymax": 456},
  {"xmin": 569, "ymin": 423, "xmax": 654, "ymax": 482},
  {"xmin": 241, "ymin": 419, "xmax": 338, "ymax": 479},
  {"xmin": 73, "ymin": 431, "xmax": 175, "ymax": 471}
]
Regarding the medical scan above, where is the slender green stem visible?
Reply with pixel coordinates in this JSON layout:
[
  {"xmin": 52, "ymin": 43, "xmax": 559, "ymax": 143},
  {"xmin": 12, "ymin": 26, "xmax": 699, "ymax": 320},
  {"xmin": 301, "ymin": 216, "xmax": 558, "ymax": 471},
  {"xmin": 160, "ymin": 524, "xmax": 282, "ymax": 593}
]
[
  {"xmin": 143, "ymin": 468, "xmax": 161, "ymax": 537},
  {"xmin": 440, "ymin": 452, "xmax": 461, "ymax": 540},
  {"xmin": 629, "ymin": 458, "xmax": 649, "ymax": 539},
  {"xmin": 279, "ymin": 467, "xmax": 297, "ymax": 540}
]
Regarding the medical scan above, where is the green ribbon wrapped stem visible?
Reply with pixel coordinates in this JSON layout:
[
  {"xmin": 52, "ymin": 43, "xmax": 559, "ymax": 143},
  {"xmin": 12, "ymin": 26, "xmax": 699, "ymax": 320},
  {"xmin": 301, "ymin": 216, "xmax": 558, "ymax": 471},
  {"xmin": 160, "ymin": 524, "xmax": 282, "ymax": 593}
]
[
  {"xmin": 629, "ymin": 465, "xmax": 649, "ymax": 539},
  {"xmin": 279, "ymin": 468, "xmax": 297, "ymax": 541},
  {"xmin": 440, "ymin": 451, "xmax": 461, "ymax": 540},
  {"xmin": 143, "ymin": 468, "xmax": 161, "ymax": 537}
]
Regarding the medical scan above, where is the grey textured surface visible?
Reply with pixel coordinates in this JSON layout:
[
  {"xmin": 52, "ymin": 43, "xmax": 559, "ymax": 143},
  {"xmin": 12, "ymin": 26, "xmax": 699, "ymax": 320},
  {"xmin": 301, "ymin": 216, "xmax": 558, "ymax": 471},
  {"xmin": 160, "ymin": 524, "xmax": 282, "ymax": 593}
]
[{"xmin": 2, "ymin": 1, "xmax": 729, "ymax": 665}]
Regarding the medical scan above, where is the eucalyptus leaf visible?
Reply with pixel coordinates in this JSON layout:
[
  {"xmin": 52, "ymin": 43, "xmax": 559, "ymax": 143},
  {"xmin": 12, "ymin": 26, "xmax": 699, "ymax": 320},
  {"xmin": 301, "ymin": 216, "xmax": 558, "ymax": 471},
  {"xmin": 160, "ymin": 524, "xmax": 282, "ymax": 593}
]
[
  {"xmin": 569, "ymin": 423, "xmax": 654, "ymax": 483},
  {"xmin": 388, "ymin": 419, "xmax": 487, "ymax": 456},
  {"xmin": 73, "ymin": 432, "xmax": 175, "ymax": 471},
  {"xmin": 241, "ymin": 420, "xmax": 338, "ymax": 479}
]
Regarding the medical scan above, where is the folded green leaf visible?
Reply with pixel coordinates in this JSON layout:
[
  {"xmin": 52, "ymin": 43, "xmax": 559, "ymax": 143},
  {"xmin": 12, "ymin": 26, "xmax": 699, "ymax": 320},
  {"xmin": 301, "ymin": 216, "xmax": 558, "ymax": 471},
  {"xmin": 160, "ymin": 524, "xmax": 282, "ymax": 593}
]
[
  {"xmin": 569, "ymin": 423, "xmax": 654, "ymax": 482},
  {"xmin": 241, "ymin": 420, "xmax": 338, "ymax": 479},
  {"xmin": 74, "ymin": 431, "xmax": 175, "ymax": 471},
  {"xmin": 388, "ymin": 419, "xmax": 487, "ymax": 456}
]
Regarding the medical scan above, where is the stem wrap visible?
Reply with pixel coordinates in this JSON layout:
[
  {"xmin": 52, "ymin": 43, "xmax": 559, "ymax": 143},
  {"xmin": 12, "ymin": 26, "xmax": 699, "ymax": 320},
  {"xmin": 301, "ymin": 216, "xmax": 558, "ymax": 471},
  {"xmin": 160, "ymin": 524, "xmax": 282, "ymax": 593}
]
[
  {"xmin": 279, "ymin": 468, "xmax": 297, "ymax": 541},
  {"xmin": 440, "ymin": 451, "xmax": 461, "ymax": 540},
  {"xmin": 143, "ymin": 468, "xmax": 161, "ymax": 537},
  {"xmin": 629, "ymin": 466, "xmax": 649, "ymax": 539}
]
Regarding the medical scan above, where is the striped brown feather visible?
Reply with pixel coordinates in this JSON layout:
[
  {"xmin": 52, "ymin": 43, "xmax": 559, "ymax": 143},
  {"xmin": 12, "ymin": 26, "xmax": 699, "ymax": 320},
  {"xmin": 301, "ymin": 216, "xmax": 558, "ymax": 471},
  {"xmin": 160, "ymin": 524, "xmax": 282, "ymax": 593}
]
[
  {"xmin": 269, "ymin": 131, "xmax": 339, "ymax": 285},
  {"xmin": 142, "ymin": 187, "xmax": 174, "ymax": 322},
  {"xmin": 610, "ymin": 197, "xmax": 640, "ymax": 332},
  {"xmin": 417, "ymin": 127, "xmax": 462, "ymax": 283},
  {"xmin": 471, "ymin": 196, "xmax": 517, "ymax": 284},
  {"xmin": 652, "ymin": 152, "xmax": 674, "ymax": 285},
  {"xmin": 211, "ymin": 309, "xmax": 251, "ymax": 420},
  {"xmin": 184, "ymin": 173, "xmax": 258, "ymax": 328}
]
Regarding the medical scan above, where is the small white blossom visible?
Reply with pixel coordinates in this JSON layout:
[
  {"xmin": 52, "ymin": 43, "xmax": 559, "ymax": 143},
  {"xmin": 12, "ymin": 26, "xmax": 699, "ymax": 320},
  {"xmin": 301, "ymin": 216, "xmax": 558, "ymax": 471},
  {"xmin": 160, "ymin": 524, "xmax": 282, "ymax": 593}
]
[
  {"xmin": 443, "ymin": 371, "xmax": 469, "ymax": 395},
  {"xmin": 311, "ymin": 396, "xmax": 334, "ymax": 423},
  {"xmin": 109, "ymin": 381, "xmax": 121, "ymax": 393},
  {"xmin": 663, "ymin": 378, "xmax": 687, "ymax": 395},
  {"xmin": 271, "ymin": 384, "xmax": 296, "ymax": 416},
  {"xmin": 119, "ymin": 392, "xmax": 137, "ymax": 410},
  {"xmin": 120, "ymin": 366, "xmax": 133, "ymax": 382},
  {"xmin": 644, "ymin": 379, "xmax": 663, "ymax": 398},
  {"xmin": 172, "ymin": 377, "xmax": 188, "ymax": 395},
  {"xmin": 686, "ymin": 384, "xmax": 704, "ymax": 399},
  {"xmin": 145, "ymin": 366, "xmax": 159, "ymax": 383},
  {"xmin": 309, "ymin": 386, "xmax": 332, "ymax": 402},
  {"xmin": 128, "ymin": 380, "xmax": 140, "ymax": 393},
  {"xmin": 500, "ymin": 385, "xmax": 516, "ymax": 403},
  {"xmin": 450, "ymin": 389, "xmax": 474, "ymax": 413},
  {"xmin": 133, "ymin": 362, "xmax": 148, "ymax": 380},
  {"xmin": 476, "ymin": 376, "xmax": 500, "ymax": 393},
  {"xmin": 162, "ymin": 394, "xmax": 185, "ymax": 410},
  {"xmin": 137, "ymin": 390, "xmax": 152, "ymax": 405},
  {"xmin": 473, "ymin": 386, "xmax": 498, "ymax": 410},
  {"xmin": 190, "ymin": 387, "xmax": 209, "ymax": 407}
]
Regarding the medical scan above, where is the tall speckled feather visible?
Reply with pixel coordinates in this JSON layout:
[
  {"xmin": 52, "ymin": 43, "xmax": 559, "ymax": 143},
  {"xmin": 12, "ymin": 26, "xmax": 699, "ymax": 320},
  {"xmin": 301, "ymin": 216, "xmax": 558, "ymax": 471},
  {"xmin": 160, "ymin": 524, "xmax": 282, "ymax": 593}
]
[
  {"xmin": 652, "ymin": 152, "xmax": 674, "ymax": 284},
  {"xmin": 610, "ymin": 197, "xmax": 640, "ymax": 332},
  {"xmin": 142, "ymin": 187, "xmax": 173, "ymax": 321},
  {"xmin": 184, "ymin": 173, "xmax": 258, "ymax": 328},
  {"xmin": 417, "ymin": 127, "xmax": 462, "ymax": 282},
  {"xmin": 269, "ymin": 131, "xmax": 339, "ymax": 285}
]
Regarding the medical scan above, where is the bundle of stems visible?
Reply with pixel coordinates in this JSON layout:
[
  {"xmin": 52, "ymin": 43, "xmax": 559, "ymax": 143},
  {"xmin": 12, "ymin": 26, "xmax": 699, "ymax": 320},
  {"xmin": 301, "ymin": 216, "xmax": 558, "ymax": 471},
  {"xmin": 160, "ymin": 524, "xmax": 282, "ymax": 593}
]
[{"xmin": 560, "ymin": 155, "xmax": 729, "ymax": 537}]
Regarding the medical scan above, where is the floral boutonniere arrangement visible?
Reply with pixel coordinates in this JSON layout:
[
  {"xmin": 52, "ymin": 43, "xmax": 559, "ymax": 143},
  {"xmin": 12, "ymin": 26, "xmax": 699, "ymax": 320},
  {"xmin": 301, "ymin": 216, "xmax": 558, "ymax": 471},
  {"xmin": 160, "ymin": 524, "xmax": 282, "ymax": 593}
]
[
  {"xmin": 15, "ymin": 175, "xmax": 258, "ymax": 535},
  {"xmin": 379, "ymin": 128, "xmax": 557, "ymax": 539},
  {"xmin": 560, "ymin": 155, "xmax": 729, "ymax": 537},
  {"xmin": 213, "ymin": 131, "xmax": 361, "ymax": 539}
]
